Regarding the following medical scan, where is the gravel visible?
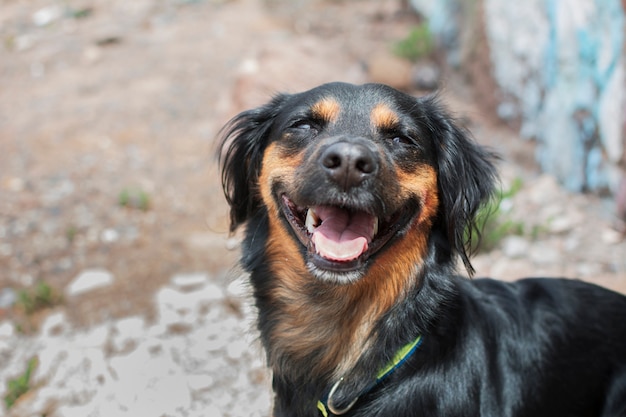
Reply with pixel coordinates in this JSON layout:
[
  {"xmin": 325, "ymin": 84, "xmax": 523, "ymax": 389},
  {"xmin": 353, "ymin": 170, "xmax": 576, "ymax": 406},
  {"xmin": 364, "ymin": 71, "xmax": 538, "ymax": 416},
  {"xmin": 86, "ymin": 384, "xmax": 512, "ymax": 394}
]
[{"xmin": 0, "ymin": 274, "xmax": 271, "ymax": 417}]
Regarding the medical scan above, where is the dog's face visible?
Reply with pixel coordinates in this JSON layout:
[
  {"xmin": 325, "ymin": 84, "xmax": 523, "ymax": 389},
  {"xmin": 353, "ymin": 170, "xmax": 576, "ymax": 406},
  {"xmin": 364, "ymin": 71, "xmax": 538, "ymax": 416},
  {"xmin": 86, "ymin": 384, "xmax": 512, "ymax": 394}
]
[
  {"xmin": 256, "ymin": 85, "xmax": 440, "ymax": 284},
  {"xmin": 220, "ymin": 82, "xmax": 496, "ymax": 285}
]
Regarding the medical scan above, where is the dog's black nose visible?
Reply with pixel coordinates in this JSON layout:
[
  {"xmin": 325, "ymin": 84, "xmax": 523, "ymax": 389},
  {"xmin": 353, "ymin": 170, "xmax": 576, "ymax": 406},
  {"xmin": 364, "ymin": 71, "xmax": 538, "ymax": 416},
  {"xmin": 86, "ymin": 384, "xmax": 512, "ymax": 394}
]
[{"xmin": 320, "ymin": 141, "xmax": 377, "ymax": 190}]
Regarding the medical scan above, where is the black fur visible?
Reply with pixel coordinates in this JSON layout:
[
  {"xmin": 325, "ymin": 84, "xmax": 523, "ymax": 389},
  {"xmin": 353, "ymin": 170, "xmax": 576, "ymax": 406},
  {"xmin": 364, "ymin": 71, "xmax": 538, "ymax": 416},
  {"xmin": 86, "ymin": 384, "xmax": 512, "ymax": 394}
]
[{"xmin": 219, "ymin": 82, "xmax": 626, "ymax": 417}]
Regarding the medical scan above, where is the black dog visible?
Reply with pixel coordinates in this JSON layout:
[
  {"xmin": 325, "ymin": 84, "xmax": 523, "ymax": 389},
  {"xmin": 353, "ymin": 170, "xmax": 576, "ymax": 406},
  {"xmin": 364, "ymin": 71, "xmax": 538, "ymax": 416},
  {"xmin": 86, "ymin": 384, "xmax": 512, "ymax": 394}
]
[{"xmin": 219, "ymin": 82, "xmax": 626, "ymax": 417}]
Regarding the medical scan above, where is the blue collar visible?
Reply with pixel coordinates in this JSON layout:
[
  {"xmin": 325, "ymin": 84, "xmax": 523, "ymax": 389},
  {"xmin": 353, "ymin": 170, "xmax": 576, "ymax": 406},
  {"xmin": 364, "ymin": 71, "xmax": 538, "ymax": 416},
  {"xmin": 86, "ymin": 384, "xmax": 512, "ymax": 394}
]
[{"xmin": 317, "ymin": 335, "xmax": 423, "ymax": 416}]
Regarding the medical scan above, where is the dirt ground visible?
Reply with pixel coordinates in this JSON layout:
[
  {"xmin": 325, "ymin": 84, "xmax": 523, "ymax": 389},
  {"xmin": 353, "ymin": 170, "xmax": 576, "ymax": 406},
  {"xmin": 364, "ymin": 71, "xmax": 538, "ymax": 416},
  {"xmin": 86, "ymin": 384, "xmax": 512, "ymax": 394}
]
[{"xmin": 1, "ymin": 0, "xmax": 625, "ymax": 331}]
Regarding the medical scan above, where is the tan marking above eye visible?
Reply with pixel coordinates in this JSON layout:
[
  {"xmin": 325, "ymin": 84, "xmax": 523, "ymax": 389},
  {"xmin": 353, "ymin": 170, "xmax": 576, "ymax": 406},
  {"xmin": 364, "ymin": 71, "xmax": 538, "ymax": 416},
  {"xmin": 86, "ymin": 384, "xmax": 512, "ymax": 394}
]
[
  {"xmin": 310, "ymin": 97, "xmax": 341, "ymax": 123},
  {"xmin": 370, "ymin": 103, "xmax": 400, "ymax": 131}
]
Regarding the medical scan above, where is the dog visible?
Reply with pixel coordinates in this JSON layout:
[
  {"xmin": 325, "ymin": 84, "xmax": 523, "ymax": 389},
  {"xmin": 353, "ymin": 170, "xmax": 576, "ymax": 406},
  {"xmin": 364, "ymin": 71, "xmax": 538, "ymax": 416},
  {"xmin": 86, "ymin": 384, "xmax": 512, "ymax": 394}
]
[{"xmin": 218, "ymin": 82, "xmax": 626, "ymax": 417}]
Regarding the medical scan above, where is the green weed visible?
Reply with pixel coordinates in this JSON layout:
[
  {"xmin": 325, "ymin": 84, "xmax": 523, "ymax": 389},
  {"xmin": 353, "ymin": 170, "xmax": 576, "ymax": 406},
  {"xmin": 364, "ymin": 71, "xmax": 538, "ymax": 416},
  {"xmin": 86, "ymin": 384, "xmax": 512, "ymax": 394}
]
[
  {"xmin": 16, "ymin": 281, "xmax": 61, "ymax": 316},
  {"xmin": 65, "ymin": 225, "xmax": 78, "ymax": 243},
  {"xmin": 470, "ymin": 178, "xmax": 526, "ymax": 253},
  {"xmin": 118, "ymin": 188, "xmax": 151, "ymax": 211},
  {"xmin": 4, "ymin": 357, "xmax": 37, "ymax": 410},
  {"xmin": 392, "ymin": 24, "xmax": 434, "ymax": 62}
]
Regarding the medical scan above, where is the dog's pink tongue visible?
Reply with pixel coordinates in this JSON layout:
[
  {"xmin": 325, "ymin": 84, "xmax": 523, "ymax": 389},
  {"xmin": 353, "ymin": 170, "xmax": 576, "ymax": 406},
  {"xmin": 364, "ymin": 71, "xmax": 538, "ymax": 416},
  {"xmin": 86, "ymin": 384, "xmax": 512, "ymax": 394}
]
[{"xmin": 311, "ymin": 206, "xmax": 374, "ymax": 262}]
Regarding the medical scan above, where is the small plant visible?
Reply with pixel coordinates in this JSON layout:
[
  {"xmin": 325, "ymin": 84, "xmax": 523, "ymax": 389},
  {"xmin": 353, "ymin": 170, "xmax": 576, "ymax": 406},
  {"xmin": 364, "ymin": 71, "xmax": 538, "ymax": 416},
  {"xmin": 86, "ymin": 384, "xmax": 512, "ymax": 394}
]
[
  {"xmin": 16, "ymin": 281, "xmax": 61, "ymax": 316},
  {"xmin": 470, "ymin": 178, "xmax": 525, "ymax": 253},
  {"xmin": 393, "ymin": 23, "xmax": 434, "ymax": 62},
  {"xmin": 118, "ymin": 188, "xmax": 151, "ymax": 211},
  {"xmin": 66, "ymin": 225, "xmax": 78, "ymax": 243},
  {"xmin": 4, "ymin": 357, "xmax": 37, "ymax": 410}
]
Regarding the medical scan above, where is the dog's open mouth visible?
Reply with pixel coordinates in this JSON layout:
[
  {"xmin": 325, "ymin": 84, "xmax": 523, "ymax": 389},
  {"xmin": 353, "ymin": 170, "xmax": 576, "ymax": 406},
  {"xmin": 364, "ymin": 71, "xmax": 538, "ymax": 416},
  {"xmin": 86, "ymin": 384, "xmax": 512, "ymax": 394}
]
[{"xmin": 281, "ymin": 195, "xmax": 410, "ymax": 274}]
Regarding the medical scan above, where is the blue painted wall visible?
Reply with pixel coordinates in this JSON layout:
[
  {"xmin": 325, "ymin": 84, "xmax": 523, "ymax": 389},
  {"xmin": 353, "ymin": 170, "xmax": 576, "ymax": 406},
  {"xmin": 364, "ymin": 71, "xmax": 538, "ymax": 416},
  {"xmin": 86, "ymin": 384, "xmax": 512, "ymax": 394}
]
[{"xmin": 411, "ymin": 0, "xmax": 625, "ymax": 192}]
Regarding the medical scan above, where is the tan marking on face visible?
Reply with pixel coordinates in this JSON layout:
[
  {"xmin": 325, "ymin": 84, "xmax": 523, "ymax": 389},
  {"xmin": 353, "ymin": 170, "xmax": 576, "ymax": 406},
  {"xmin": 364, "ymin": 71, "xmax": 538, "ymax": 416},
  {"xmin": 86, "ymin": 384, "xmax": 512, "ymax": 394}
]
[
  {"xmin": 259, "ymin": 141, "xmax": 440, "ymax": 380},
  {"xmin": 259, "ymin": 141, "xmax": 380, "ymax": 379},
  {"xmin": 311, "ymin": 97, "xmax": 341, "ymax": 123},
  {"xmin": 370, "ymin": 103, "xmax": 400, "ymax": 130},
  {"xmin": 354, "ymin": 164, "xmax": 439, "ymax": 314},
  {"xmin": 257, "ymin": 141, "xmax": 302, "ymax": 220}
]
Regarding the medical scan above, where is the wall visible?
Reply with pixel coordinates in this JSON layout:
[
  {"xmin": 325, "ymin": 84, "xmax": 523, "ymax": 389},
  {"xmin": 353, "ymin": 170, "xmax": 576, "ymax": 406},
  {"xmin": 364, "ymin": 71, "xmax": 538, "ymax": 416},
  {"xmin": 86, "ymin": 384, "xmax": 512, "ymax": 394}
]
[{"xmin": 412, "ymin": 0, "xmax": 625, "ymax": 193}]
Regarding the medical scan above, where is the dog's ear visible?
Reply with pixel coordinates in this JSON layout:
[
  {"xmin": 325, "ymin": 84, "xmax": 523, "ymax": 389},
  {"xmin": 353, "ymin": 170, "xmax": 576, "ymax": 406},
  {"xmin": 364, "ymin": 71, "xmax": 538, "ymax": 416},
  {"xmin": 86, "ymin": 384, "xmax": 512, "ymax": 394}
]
[
  {"xmin": 422, "ymin": 97, "xmax": 499, "ymax": 276},
  {"xmin": 218, "ymin": 94, "xmax": 289, "ymax": 232}
]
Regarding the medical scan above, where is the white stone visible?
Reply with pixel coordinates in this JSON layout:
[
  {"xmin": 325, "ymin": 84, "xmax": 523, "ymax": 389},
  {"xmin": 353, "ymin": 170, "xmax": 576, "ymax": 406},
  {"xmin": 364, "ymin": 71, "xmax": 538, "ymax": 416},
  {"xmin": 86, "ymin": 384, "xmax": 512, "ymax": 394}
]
[
  {"xmin": 115, "ymin": 316, "xmax": 145, "ymax": 338},
  {"xmin": 529, "ymin": 243, "xmax": 561, "ymax": 265},
  {"xmin": 40, "ymin": 311, "xmax": 68, "ymax": 337},
  {"xmin": 193, "ymin": 283, "xmax": 225, "ymax": 303},
  {"xmin": 601, "ymin": 227, "xmax": 623, "ymax": 245},
  {"xmin": 100, "ymin": 228, "xmax": 120, "ymax": 243},
  {"xmin": 66, "ymin": 269, "xmax": 114, "ymax": 297},
  {"xmin": 156, "ymin": 287, "xmax": 189, "ymax": 312},
  {"xmin": 171, "ymin": 272, "xmax": 209, "ymax": 290},
  {"xmin": 0, "ymin": 321, "xmax": 15, "ymax": 338},
  {"xmin": 32, "ymin": 5, "xmax": 64, "ymax": 26},
  {"xmin": 501, "ymin": 236, "xmax": 530, "ymax": 259}
]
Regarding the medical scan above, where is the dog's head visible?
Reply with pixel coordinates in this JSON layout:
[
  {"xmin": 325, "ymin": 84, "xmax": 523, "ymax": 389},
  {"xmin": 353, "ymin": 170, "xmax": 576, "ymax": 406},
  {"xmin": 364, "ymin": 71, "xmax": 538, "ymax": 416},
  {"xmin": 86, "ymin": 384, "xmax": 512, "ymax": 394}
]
[{"xmin": 219, "ymin": 82, "xmax": 497, "ymax": 285}]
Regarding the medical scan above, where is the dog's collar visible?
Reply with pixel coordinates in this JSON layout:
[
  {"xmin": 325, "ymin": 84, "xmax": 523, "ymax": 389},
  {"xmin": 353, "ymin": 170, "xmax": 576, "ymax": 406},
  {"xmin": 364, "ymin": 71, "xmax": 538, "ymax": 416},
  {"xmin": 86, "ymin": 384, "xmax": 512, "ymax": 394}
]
[{"xmin": 317, "ymin": 335, "xmax": 423, "ymax": 416}]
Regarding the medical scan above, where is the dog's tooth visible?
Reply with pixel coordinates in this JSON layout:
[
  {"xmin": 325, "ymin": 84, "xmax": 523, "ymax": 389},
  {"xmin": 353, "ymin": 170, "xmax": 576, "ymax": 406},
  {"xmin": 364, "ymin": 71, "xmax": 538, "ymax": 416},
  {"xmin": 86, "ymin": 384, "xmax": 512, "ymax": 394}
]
[
  {"xmin": 373, "ymin": 217, "xmax": 379, "ymax": 236},
  {"xmin": 305, "ymin": 209, "xmax": 317, "ymax": 233}
]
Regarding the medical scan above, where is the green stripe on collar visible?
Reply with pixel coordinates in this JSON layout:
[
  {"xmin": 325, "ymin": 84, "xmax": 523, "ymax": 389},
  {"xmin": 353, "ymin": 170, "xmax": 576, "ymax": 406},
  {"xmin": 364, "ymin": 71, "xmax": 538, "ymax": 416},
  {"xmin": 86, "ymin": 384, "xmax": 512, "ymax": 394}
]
[{"xmin": 318, "ymin": 335, "xmax": 423, "ymax": 416}]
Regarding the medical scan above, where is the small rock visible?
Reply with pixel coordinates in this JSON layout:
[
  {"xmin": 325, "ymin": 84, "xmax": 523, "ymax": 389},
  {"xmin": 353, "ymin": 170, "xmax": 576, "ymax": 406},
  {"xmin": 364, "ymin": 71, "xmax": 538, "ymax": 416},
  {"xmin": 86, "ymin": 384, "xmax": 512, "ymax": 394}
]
[
  {"xmin": 528, "ymin": 175, "xmax": 562, "ymax": 205},
  {"xmin": 100, "ymin": 228, "xmax": 120, "ymax": 243},
  {"xmin": 4, "ymin": 177, "xmax": 25, "ymax": 192},
  {"xmin": 501, "ymin": 236, "xmax": 529, "ymax": 259},
  {"xmin": 66, "ymin": 269, "xmax": 114, "ymax": 297},
  {"xmin": 32, "ymin": 5, "xmax": 64, "ymax": 27},
  {"xmin": 529, "ymin": 243, "xmax": 561, "ymax": 265},
  {"xmin": 41, "ymin": 311, "xmax": 68, "ymax": 337},
  {"xmin": 196, "ymin": 283, "xmax": 225, "ymax": 303},
  {"xmin": 0, "ymin": 288, "xmax": 17, "ymax": 309},
  {"xmin": 171, "ymin": 273, "xmax": 209, "ymax": 291},
  {"xmin": 226, "ymin": 236, "xmax": 240, "ymax": 250},
  {"xmin": 496, "ymin": 101, "xmax": 519, "ymax": 122},
  {"xmin": 548, "ymin": 214, "xmax": 581, "ymax": 234},
  {"xmin": 0, "ymin": 321, "xmax": 14, "ymax": 338},
  {"xmin": 601, "ymin": 227, "xmax": 623, "ymax": 244},
  {"xmin": 82, "ymin": 45, "xmax": 103, "ymax": 64},
  {"xmin": 412, "ymin": 62, "xmax": 441, "ymax": 90}
]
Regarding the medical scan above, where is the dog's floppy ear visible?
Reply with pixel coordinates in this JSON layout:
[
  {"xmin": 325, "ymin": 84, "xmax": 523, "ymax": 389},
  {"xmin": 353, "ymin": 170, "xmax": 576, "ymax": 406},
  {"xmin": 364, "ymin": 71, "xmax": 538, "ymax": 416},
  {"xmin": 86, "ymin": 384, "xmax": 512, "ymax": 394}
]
[
  {"xmin": 422, "ymin": 97, "xmax": 499, "ymax": 276},
  {"xmin": 218, "ymin": 94, "xmax": 289, "ymax": 232}
]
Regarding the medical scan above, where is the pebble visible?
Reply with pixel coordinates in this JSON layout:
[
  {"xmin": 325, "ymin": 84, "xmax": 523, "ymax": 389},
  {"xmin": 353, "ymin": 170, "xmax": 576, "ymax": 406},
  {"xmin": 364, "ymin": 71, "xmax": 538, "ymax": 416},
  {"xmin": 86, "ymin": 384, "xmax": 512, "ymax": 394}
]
[
  {"xmin": 40, "ymin": 311, "xmax": 68, "ymax": 337},
  {"xmin": 32, "ymin": 5, "xmax": 64, "ymax": 27},
  {"xmin": 0, "ymin": 322, "xmax": 14, "ymax": 339},
  {"xmin": 501, "ymin": 236, "xmax": 529, "ymax": 259},
  {"xmin": 0, "ymin": 288, "xmax": 17, "ymax": 309},
  {"xmin": 100, "ymin": 228, "xmax": 120, "ymax": 243},
  {"xmin": 412, "ymin": 62, "xmax": 441, "ymax": 90},
  {"xmin": 66, "ymin": 269, "xmax": 115, "ymax": 297},
  {"xmin": 171, "ymin": 272, "xmax": 209, "ymax": 290}
]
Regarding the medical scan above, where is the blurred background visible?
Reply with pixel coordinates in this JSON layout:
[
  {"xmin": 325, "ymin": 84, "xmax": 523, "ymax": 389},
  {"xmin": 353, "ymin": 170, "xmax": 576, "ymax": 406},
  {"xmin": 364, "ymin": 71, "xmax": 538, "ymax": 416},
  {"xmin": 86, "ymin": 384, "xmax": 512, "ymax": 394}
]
[{"xmin": 0, "ymin": 0, "xmax": 624, "ymax": 416}]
